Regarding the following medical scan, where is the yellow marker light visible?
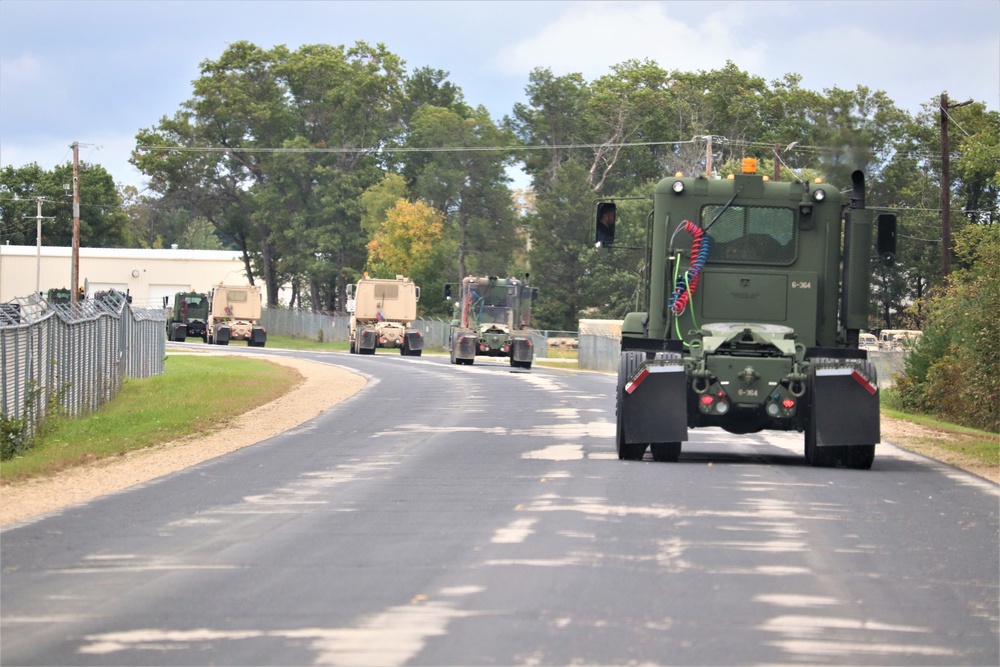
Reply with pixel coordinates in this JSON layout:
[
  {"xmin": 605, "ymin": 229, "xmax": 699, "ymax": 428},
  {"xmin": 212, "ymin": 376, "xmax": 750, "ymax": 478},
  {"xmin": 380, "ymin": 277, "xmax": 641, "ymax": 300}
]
[
  {"xmin": 741, "ymin": 158, "xmax": 757, "ymax": 174},
  {"xmin": 814, "ymin": 177, "xmax": 823, "ymax": 184},
  {"xmin": 675, "ymin": 171, "xmax": 684, "ymax": 178},
  {"xmin": 727, "ymin": 174, "xmax": 735, "ymax": 180}
]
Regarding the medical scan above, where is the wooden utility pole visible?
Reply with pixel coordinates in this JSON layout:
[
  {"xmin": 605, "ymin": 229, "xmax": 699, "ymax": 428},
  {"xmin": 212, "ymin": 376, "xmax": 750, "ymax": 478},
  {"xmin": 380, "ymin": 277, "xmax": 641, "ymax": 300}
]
[
  {"xmin": 939, "ymin": 92, "xmax": 973, "ymax": 277},
  {"xmin": 705, "ymin": 135, "xmax": 713, "ymax": 178},
  {"xmin": 71, "ymin": 141, "xmax": 81, "ymax": 302}
]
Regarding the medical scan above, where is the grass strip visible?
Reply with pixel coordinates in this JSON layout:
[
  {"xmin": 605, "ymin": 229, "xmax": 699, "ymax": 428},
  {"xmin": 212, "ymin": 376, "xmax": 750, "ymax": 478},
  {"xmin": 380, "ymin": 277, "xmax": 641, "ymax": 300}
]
[{"xmin": 1, "ymin": 355, "xmax": 299, "ymax": 484}]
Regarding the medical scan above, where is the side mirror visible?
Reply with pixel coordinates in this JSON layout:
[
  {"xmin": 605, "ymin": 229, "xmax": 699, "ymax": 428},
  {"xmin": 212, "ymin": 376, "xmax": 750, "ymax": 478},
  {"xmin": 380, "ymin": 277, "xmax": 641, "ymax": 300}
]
[
  {"xmin": 595, "ymin": 202, "xmax": 617, "ymax": 247},
  {"xmin": 877, "ymin": 213, "xmax": 897, "ymax": 264}
]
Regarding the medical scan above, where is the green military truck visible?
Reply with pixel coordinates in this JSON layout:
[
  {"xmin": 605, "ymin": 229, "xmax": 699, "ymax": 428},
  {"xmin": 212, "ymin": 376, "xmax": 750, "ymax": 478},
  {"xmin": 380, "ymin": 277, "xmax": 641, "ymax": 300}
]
[
  {"xmin": 445, "ymin": 276, "xmax": 537, "ymax": 369},
  {"xmin": 600, "ymin": 160, "xmax": 896, "ymax": 468},
  {"xmin": 166, "ymin": 292, "xmax": 209, "ymax": 342}
]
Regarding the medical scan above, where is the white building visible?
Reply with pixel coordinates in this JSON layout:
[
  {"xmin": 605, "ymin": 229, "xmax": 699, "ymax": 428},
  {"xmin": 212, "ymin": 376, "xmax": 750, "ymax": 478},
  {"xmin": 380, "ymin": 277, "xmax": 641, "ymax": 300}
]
[{"xmin": 0, "ymin": 244, "xmax": 261, "ymax": 308}]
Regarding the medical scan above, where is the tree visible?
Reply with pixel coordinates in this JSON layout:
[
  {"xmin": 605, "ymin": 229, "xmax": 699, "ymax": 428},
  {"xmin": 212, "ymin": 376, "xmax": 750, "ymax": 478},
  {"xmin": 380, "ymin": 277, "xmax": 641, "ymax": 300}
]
[
  {"xmin": 1, "ymin": 162, "xmax": 129, "ymax": 248},
  {"xmin": 898, "ymin": 223, "xmax": 1000, "ymax": 431},
  {"xmin": 133, "ymin": 40, "xmax": 407, "ymax": 308},
  {"xmin": 404, "ymin": 104, "xmax": 520, "ymax": 280}
]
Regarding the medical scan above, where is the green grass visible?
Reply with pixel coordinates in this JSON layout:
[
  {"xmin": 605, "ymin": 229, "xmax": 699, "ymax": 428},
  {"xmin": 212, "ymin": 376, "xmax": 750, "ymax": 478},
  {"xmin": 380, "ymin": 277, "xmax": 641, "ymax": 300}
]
[
  {"xmin": 880, "ymin": 389, "xmax": 998, "ymax": 465},
  {"xmin": 0, "ymin": 355, "xmax": 299, "ymax": 484}
]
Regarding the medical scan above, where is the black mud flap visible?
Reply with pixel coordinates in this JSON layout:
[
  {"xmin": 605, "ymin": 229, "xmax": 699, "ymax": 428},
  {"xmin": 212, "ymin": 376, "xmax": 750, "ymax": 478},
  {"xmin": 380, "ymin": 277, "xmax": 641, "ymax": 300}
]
[
  {"xmin": 812, "ymin": 367, "xmax": 879, "ymax": 446},
  {"xmin": 250, "ymin": 328, "xmax": 267, "ymax": 346},
  {"xmin": 214, "ymin": 325, "xmax": 231, "ymax": 345},
  {"xmin": 511, "ymin": 336, "xmax": 533, "ymax": 364},
  {"xmin": 170, "ymin": 323, "xmax": 187, "ymax": 342},
  {"xmin": 454, "ymin": 333, "xmax": 477, "ymax": 361},
  {"xmin": 358, "ymin": 328, "xmax": 378, "ymax": 352},
  {"xmin": 622, "ymin": 362, "xmax": 688, "ymax": 444},
  {"xmin": 404, "ymin": 329, "xmax": 424, "ymax": 351}
]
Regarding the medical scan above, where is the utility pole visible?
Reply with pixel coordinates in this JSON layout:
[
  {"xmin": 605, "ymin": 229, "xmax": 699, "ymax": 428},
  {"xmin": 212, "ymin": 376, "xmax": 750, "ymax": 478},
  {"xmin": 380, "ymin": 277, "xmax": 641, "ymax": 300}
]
[
  {"xmin": 773, "ymin": 143, "xmax": 781, "ymax": 182},
  {"xmin": 939, "ymin": 92, "xmax": 973, "ymax": 277},
  {"xmin": 71, "ymin": 141, "xmax": 81, "ymax": 303},
  {"xmin": 704, "ymin": 136, "xmax": 713, "ymax": 178},
  {"xmin": 26, "ymin": 199, "xmax": 55, "ymax": 296}
]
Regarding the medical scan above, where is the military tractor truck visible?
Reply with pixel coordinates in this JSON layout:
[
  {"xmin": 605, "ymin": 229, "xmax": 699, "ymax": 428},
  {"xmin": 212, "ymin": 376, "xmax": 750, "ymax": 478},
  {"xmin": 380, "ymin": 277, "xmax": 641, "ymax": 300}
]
[
  {"xmin": 445, "ymin": 276, "xmax": 538, "ymax": 369},
  {"xmin": 206, "ymin": 284, "xmax": 267, "ymax": 347},
  {"xmin": 346, "ymin": 275, "xmax": 423, "ymax": 355},
  {"xmin": 599, "ymin": 160, "xmax": 896, "ymax": 468},
  {"xmin": 166, "ymin": 291, "xmax": 209, "ymax": 342}
]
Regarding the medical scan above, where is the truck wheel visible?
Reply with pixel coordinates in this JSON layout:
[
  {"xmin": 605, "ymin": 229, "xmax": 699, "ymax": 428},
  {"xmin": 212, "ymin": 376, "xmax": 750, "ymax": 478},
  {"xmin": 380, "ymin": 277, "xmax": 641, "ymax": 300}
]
[
  {"xmin": 651, "ymin": 443, "xmax": 681, "ymax": 462},
  {"xmin": 845, "ymin": 444, "xmax": 875, "ymax": 470},
  {"xmin": 805, "ymin": 421, "xmax": 837, "ymax": 467},
  {"xmin": 616, "ymin": 351, "xmax": 649, "ymax": 461},
  {"xmin": 411, "ymin": 350, "xmax": 422, "ymax": 357}
]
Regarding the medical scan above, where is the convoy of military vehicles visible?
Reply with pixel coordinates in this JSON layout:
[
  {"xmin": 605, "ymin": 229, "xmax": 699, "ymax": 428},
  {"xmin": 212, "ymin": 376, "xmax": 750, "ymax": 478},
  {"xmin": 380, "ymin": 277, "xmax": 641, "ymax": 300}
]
[
  {"xmin": 148, "ymin": 156, "xmax": 910, "ymax": 472},
  {"xmin": 165, "ymin": 284, "xmax": 266, "ymax": 346}
]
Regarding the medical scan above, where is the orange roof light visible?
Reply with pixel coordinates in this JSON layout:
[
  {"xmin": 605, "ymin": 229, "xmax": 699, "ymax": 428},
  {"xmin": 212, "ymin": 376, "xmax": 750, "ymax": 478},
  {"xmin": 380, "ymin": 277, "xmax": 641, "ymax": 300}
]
[{"xmin": 741, "ymin": 158, "xmax": 757, "ymax": 174}]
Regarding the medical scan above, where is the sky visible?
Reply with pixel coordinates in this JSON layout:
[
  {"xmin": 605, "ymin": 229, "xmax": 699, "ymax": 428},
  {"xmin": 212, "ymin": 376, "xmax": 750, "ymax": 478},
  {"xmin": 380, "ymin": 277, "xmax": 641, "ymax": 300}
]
[{"xmin": 1, "ymin": 0, "xmax": 998, "ymax": 193}]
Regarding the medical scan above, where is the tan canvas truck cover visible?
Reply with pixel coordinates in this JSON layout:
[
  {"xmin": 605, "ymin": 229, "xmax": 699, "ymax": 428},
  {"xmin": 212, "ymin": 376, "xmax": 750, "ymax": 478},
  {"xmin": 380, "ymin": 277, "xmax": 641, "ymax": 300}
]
[
  {"xmin": 352, "ymin": 279, "xmax": 417, "ymax": 323},
  {"xmin": 211, "ymin": 285, "xmax": 262, "ymax": 320}
]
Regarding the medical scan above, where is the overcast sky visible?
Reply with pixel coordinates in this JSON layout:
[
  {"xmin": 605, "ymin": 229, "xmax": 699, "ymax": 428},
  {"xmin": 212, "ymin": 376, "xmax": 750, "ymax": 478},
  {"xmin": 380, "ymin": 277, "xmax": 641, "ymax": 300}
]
[{"xmin": 2, "ymin": 0, "xmax": 997, "ymax": 192}]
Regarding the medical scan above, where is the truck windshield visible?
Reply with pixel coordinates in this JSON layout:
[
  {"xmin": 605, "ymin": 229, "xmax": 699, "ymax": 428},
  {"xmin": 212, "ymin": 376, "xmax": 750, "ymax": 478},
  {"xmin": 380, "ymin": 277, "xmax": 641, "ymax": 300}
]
[
  {"xmin": 468, "ymin": 284, "xmax": 516, "ymax": 327},
  {"xmin": 701, "ymin": 205, "xmax": 796, "ymax": 265}
]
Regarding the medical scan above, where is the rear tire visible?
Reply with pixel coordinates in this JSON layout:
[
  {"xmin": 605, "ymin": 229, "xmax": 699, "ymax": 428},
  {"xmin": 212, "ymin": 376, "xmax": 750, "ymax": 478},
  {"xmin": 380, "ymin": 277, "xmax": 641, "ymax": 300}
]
[
  {"xmin": 616, "ymin": 351, "xmax": 649, "ymax": 461},
  {"xmin": 805, "ymin": 419, "xmax": 837, "ymax": 467},
  {"xmin": 846, "ymin": 444, "xmax": 875, "ymax": 470},
  {"xmin": 651, "ymin": 443, "xmax": 682, "ymax": 462}
]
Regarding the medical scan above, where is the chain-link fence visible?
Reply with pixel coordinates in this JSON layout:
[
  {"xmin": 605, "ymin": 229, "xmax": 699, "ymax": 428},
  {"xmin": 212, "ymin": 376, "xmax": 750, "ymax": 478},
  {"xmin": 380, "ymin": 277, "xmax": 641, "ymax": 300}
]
[{"xmin": 1, "ymin": 291, "xmax": 166, "ymax": 443}]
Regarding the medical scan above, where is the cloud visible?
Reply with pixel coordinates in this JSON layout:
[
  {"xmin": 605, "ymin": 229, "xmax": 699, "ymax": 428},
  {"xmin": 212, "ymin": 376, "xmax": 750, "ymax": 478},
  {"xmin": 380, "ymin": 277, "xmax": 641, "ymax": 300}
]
[{"xmin": 490, "ymin": 1, "xmax": 765, "ymax": 80}]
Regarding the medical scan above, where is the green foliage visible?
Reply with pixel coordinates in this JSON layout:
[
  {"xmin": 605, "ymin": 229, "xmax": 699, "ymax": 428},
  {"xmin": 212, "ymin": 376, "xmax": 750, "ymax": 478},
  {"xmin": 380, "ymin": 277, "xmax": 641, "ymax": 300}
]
[
  {"xmin": 897, "ymin": 224, "xmax": 1000, "ymax": 432},
  {"xmin": 1, "ymin": 162, "xmax": 130, "ymax": 247}
]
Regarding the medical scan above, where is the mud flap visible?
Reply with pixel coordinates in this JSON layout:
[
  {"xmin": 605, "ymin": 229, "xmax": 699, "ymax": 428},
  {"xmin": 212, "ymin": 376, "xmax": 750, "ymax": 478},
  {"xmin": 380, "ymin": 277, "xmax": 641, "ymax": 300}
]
[
  {"xmin": 812, "ymin": 367, "xmax": 879, "ymax": 446},
  {"xmin": 511, "ymin": 336, "xmax": 533, "ymax": 364},
  {"xmin": 358, "ymin": 328, "xmax": 378, "ymax": 352},
  {"xmin": 622, "ymin": 362, "xmax": 688, "ymax": 444},
  {"xmin": 454, "ymin": 333, "xmax": 477, "ymax": 361},
  {"xmin": 170, "ymin": 322, "xmax": 187, "ymax": 342},
  {"xmin": 404, "ymin": 329, "xmax": 424, "ymax": 351},
  {"xmin": 214, "ymin": 325, "xmax": 231, "ymax": 345}
]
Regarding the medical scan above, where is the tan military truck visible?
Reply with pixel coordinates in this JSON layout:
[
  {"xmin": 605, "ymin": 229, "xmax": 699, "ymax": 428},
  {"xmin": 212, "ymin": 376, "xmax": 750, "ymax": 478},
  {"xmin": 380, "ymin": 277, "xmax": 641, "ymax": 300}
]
[
  {"xmin": 346, "ymin": 275, "xmax": 423, "ymax": 356},
  {"xmin": 207, "ymin": 284, "xmax": 266, "ymax": 347}
]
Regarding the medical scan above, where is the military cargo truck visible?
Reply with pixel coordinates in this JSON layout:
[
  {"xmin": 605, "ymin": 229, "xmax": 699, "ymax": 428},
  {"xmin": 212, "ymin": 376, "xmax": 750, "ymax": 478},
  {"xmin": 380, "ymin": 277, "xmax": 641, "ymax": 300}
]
[
  {"xmin": 346, "ymin": 275, "xmax": 423, "ymax": 355},
  {"xmin": 599, "ymin": 160, "xmax": 896, "ymax": 468},
  {"xmin": 445, "ymin": 276, "xmax": 537, "ymax": 369},
  {"xmin": 166, "ymin": 292, "xmax": 209, "ymax": 342},
  {"xmin": 207, "ymin": 284, "xmax": 266, "ymax": 347}
]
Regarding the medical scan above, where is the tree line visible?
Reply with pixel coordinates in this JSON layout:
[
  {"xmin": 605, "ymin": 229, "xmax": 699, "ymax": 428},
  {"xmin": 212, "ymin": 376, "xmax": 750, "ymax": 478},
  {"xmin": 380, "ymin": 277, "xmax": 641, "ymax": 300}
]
[{"xmin": 2, "ymin": 40, "xmax": 997, "ymax": 333}]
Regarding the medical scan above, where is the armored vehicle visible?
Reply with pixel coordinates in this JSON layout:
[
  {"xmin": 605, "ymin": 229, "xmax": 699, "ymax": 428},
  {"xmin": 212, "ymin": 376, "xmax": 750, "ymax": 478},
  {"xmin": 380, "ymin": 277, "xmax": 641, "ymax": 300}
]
[
  {"xmin": 600, "ymin": 160, "xmax": 896, "ymax": 468},
  {"xmin": 346, "ymin": 275, "xmax": 423, "ymax": 355},
  {"xmin": 207, "ymin": 284, "xmax": 266, "ymax": 346},
  {"xmin": 445, "ymin": 276, "xmax": 537, "ymax": 369},
  {"xmin": 166, "ymin": 292, "xmax": 209, "ymax": 342}
]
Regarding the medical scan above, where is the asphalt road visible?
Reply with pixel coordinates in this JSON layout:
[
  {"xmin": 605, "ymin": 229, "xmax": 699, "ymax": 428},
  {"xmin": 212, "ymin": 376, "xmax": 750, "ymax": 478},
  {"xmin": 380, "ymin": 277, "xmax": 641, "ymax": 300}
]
[{"xmin": 2, "ymin": 349, "xmax": 998, "ymax": 666}]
